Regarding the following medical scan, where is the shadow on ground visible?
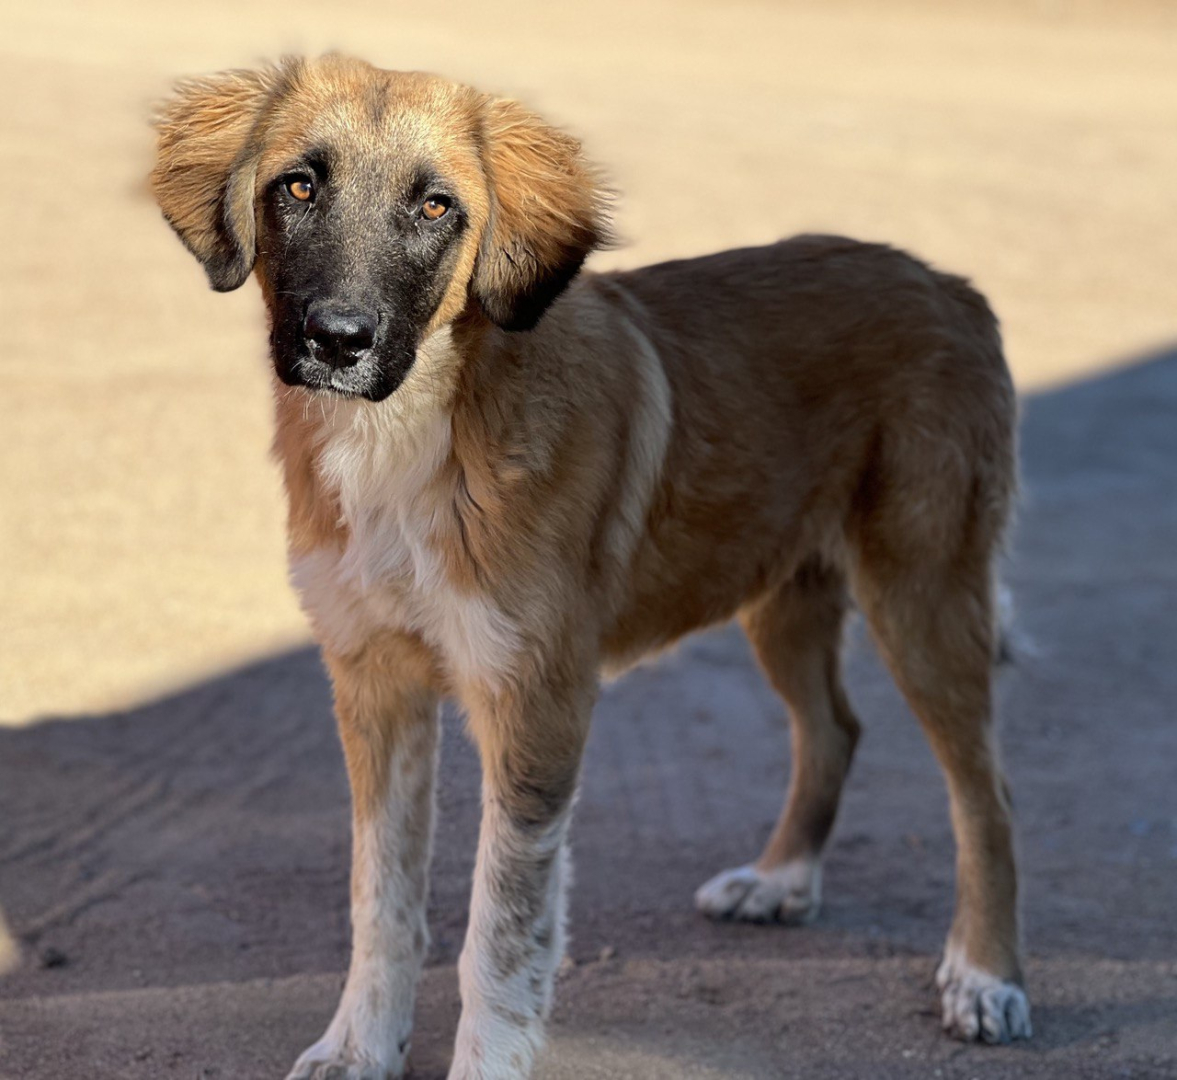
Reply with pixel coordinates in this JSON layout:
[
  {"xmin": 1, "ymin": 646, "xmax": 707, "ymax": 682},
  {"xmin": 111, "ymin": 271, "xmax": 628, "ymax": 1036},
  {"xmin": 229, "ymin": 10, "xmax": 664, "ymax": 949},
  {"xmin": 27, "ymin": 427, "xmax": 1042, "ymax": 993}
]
[{"xmin": 2, "ymin": 349, "xmax": 1175, "ymax": 1078}]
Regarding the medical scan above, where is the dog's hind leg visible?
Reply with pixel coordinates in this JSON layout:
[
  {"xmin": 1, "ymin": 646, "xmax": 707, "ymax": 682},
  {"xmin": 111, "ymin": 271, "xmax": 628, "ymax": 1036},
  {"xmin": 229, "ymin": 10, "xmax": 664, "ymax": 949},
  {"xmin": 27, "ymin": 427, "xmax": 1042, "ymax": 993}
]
[
  {"xmin": 286, "ymin": 633, "xmax": 440, "ymax": 1080},
  {"xmin": 696, "ymin": 558, "xmax": 860, "ymax": 924},
  {"xmin": 853, "ymin": 545, "xmax": 1030, "ymax": 1044}
]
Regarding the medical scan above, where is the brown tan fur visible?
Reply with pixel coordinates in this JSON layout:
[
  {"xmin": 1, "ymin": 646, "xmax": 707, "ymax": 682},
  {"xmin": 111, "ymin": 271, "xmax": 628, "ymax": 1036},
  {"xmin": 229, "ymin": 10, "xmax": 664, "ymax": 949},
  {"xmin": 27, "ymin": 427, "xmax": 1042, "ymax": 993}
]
[{"xmin": 153, "ymin": 54, "xmax": 1029, "ymax": 1080}]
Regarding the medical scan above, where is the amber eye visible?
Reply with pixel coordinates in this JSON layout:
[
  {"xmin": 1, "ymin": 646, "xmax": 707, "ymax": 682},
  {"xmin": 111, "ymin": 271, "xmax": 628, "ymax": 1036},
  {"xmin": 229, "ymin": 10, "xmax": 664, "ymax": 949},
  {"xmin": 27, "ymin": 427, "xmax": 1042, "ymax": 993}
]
[
  {"xmin": 422, "ymin": 196, "xmax": 449, "ymax": 220},
  {"xmin": 287, "ymin": 178, "xmax": 314, "ymax": 202}
]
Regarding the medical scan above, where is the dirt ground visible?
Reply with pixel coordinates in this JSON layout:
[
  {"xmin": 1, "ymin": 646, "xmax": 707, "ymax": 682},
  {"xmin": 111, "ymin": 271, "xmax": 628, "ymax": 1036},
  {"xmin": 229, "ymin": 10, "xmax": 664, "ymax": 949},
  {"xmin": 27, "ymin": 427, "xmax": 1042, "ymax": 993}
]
[{"xmin": 2, "ymin": 1, "xmax": 1176, "ymax": 1077}]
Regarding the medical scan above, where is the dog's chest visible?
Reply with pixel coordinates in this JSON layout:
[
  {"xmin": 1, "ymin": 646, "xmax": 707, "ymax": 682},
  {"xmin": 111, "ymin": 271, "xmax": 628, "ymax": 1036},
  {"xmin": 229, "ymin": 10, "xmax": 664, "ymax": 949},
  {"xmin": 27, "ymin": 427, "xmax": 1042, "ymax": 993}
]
[{"xmin": 289, "ymin": 406, "xmax": 518, "ymax": 684}]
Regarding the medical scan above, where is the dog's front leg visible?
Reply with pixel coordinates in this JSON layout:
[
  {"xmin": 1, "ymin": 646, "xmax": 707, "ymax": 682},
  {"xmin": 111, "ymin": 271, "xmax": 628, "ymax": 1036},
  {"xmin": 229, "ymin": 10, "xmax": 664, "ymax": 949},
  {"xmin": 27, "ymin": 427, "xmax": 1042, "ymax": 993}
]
[
  {"xmin": 287, "ymin": 634, "xmax": 441, "ymax": 1080},
  {"xmin": 448, "ymin": 668, "xmax": 594, "ymax": 1080}
]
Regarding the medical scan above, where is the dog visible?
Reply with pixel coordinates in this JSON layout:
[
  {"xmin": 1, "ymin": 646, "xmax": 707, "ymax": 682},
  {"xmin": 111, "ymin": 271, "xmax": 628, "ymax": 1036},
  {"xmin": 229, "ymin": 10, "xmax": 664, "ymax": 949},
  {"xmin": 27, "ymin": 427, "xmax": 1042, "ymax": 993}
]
[{"xmin": 152, "ymin": 54, "xmax": 1030, "ymax": 1080}]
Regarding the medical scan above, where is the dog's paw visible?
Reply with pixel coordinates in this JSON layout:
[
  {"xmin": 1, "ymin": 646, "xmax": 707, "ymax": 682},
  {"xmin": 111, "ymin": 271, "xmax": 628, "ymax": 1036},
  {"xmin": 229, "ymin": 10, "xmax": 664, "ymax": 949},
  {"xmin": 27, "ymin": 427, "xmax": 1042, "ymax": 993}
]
[
  {"xmin": 284, "ymin": 1036, "xmax": 406, "ymax": 1080},
  {"xmin": 694, "ymin": 860, "xmax": 821, "ymax": 924},
  {"xmin": 936, "ymin": 946, "xmax": 1032, "ymax": 1044}
]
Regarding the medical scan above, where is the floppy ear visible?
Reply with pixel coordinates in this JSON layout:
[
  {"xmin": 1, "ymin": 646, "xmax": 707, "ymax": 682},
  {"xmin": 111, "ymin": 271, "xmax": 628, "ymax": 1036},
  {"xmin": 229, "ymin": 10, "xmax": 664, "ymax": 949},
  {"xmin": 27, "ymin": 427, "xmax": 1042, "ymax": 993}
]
[
  {"xmin": 473, "ymin": 97, "xmax": 612, "ymax": 331},
  {"xmin": 151, "ymin": 66, "xmax": 287, "ymax": 292}
]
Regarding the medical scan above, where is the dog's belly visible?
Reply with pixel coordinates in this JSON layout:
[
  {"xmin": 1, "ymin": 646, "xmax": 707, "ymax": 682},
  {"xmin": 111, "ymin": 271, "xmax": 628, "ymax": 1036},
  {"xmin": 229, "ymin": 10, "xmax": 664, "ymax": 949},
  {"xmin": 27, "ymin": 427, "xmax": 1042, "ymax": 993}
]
[{"xmin": 599, "ymin": 502, "xmax": 830, "ymax": 678}]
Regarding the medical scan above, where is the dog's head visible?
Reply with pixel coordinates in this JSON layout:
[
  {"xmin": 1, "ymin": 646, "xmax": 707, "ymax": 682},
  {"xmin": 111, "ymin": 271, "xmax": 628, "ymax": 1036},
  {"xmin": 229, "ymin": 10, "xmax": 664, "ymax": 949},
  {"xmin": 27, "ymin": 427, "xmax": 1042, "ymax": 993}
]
[{"xmin": 151, "ymin": 56, "xmax": 611, "ymax": 401}]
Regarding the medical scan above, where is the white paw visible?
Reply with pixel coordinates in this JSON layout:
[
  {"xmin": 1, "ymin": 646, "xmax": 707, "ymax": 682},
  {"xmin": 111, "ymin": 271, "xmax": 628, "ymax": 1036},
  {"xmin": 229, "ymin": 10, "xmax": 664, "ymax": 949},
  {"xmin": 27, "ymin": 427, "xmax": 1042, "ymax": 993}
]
[
  {"xmin": 448, "ymin": 999, "xmax": 545, "ymax": 1080},
  {"xmin": 285, "ymin": 1034, "xmax": 407, "ymax": 1080},
  {"xmin": 936, "ymin": 944, "xmax": 1032, "ymax": 1044},
  {"xmin": 694, "ymin": 861, "xmax": 821, "ymax": 924}
]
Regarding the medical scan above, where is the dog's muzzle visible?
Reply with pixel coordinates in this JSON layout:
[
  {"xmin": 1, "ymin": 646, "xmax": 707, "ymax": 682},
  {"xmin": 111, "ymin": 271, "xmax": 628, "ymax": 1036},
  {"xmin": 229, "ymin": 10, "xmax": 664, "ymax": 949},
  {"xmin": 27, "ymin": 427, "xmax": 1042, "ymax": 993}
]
[{"xmin": 303, "ymin": 301, "xmax": 379, "ymax": 369}]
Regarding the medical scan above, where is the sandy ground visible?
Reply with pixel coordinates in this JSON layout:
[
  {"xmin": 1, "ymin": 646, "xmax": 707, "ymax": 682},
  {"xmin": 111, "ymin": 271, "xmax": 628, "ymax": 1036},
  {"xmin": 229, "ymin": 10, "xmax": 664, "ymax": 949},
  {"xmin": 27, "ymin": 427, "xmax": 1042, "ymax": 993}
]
[
  {"xmin": 3, "ymin": 0, "xmax": 1177, "ymax": 721},
  {"xmin": 2, "ymin": 0, "xmax": 1176, "ymax": 1077}
]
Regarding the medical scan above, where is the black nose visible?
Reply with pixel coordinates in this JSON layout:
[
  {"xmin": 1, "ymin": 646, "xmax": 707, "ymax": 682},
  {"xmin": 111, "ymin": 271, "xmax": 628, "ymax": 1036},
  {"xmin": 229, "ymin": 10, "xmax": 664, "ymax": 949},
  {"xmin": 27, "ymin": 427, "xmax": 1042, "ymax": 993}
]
[{"xmin": 303, "ymin": 302, "xmax": 378, "ymax": 366}]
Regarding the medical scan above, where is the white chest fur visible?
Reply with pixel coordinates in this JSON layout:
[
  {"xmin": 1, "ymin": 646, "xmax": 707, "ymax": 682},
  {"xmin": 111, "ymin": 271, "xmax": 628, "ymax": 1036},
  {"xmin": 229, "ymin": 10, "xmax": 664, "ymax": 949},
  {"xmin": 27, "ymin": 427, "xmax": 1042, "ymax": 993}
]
[{"xmin": 288, "ymin": 390, "xmax": 519, "ymax": 686}]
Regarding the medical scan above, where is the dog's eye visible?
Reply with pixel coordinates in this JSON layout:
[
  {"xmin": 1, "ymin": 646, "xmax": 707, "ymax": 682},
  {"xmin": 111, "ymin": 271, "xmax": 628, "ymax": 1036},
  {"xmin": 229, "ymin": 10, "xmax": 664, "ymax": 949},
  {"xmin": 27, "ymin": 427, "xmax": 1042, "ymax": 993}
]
[
  {"xmin": 287, "ymin": 177, "xmax": 314, "ymax": 203},
  {"xmin": 421, "ymin": 197, "xmax": 449, "ymax": 221}
]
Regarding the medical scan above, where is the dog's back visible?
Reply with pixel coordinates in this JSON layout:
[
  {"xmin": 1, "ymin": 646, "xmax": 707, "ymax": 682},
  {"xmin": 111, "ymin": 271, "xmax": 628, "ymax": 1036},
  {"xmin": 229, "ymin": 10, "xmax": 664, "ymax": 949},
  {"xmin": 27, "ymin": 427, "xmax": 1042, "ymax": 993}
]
[{"xmin": 555, "ymin": 235, "xmax": 1017, "ymax": 669}]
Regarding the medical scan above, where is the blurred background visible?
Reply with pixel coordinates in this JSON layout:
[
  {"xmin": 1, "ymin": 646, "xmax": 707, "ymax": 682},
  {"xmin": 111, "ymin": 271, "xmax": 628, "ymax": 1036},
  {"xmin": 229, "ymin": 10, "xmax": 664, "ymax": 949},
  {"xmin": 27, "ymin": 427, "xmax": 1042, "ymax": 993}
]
[
  {"xmin": 3, "ymin": 0, "xmax": 1175, "ymax": 722},
  {"xmin": 3, "ymin": 3, "xmax": 1177, "ymax": 1078}
]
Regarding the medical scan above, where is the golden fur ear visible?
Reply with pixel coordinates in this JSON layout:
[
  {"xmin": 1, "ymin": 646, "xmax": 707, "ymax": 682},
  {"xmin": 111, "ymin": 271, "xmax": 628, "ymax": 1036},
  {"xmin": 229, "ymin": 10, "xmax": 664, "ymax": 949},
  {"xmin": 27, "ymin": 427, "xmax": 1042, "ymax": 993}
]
[
  {"xmin": 474, "ymin": 97, "xmax": 612, "ymax": 331},
  {"xmin": 151, "ymin": 64, "xmax": 291, "ymax": 292}
]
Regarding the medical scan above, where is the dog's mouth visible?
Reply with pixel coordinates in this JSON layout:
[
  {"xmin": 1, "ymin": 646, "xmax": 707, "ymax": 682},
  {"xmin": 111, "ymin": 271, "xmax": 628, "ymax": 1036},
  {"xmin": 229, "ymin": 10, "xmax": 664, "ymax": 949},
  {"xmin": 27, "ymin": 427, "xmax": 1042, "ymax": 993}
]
[
  {"xmin": 281, "ymin": 343, "xmax": 412, "ymax": 403},
  {"xmin": 285, "ymin": 356, "xmax": 391, "ymax": 401}
]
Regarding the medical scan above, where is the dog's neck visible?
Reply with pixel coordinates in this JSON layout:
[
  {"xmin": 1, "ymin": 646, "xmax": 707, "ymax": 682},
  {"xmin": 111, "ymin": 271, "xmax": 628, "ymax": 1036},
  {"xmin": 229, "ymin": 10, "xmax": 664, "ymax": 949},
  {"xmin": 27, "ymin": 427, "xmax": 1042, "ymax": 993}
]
[
  {"xmin": 273, "ymin": 317, "xmax": 529, "ymax": 561},
  {"xmin": 305, "ymin": 325, "xmax": 461, "ymax": 506}
]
